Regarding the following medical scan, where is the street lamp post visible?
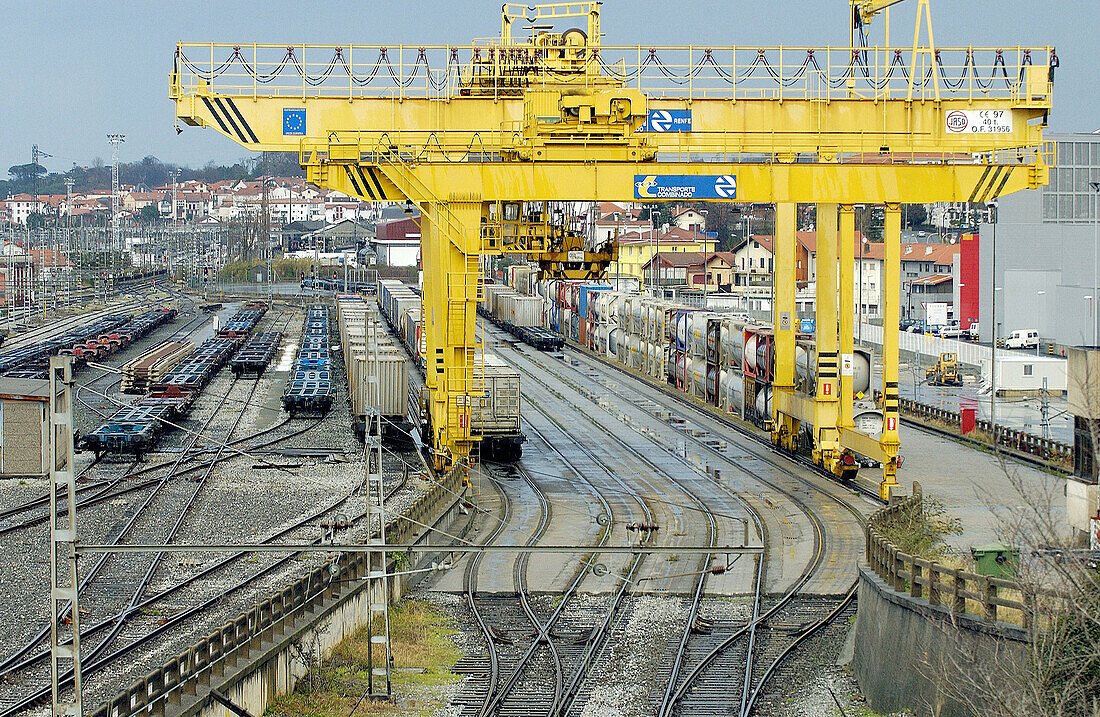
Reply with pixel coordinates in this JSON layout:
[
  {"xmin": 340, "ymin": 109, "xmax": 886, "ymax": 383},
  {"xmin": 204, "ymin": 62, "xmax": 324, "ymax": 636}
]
[
  {"xmin": 650, "ymin": 212, "xmax": 658, "ymax": 294},
  {"xmin": 1037, "ymin": 290, "xmax": 1046, "ymax": 356},
  {"xmin": 988, "ymin": 200, "xmax": 999, "ymax": 434},
  {"xmin": 698, "ymin": 209, "xmax": 710, "ymax": 303},
  {"xmin": 1090, "ymin": 182, "xmax": 1100, "ymax": 346}
]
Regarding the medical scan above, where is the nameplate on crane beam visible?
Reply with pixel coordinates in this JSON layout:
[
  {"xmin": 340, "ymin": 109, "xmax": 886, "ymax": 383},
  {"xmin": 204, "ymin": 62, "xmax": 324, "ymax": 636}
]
[
  {"xmin": 283, "ymin": 108, "xmax": 306, "ymax": 136},
  {"xmin": 945, "ymin": 109, "xmax": 1013, "ymax": 135},
  {"xmin": 640, "ymin": 109, "xmax": 691, "ymax": 133},
  {"xmin": 635, "ymin": 174, "xmax": 736, "ymax": 200}
]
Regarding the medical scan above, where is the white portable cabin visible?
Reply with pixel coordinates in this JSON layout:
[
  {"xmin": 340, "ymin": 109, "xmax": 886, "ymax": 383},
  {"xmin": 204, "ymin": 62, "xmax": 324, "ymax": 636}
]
[{"xmin": 981, "ymin": 355, "xmax": 1067, "ymax": 396}]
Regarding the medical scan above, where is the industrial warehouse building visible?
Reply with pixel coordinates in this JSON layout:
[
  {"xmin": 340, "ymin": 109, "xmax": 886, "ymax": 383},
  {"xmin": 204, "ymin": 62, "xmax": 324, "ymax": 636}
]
[
  {"xmin": 979, "ymin": 132, "xmax": 1100, "ymax": 346},
  {"xmin": 0, "ymin": 378, "xmax": 50, "ymax": 477}
]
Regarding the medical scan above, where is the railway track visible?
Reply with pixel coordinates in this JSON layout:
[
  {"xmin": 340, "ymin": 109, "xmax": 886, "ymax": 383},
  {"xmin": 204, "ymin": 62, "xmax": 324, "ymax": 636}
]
[
  {"xmin": 0, "ymin": 306, "xmax": 393, "ymax": 715},
  {"xmin": 484, "ymin": 326, "xmax": 872, "ymax": 715},
  {"xmin": 452, "ymin": 325, "xmax": 762, "ymax": 716}
]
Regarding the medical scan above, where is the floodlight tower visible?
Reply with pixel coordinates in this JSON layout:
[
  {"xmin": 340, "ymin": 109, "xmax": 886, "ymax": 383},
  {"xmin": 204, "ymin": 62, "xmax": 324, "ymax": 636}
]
[{"xmin": 107, "ymin": 133, "xmax": 125, "ymax": 284}]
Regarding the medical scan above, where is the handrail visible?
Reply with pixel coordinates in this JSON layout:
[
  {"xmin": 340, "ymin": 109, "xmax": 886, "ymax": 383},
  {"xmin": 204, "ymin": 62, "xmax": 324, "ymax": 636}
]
[
  {"xmin": 864, "ymin": 482, "xmax": 1040, "ymax": 627},
  {"xmin": 174, "ymin": 42, "xmax": 1055, "ymax": 103},
  {"xmin": 898, "ymin": 396, "xmax": 1072, "ymax": 466}
]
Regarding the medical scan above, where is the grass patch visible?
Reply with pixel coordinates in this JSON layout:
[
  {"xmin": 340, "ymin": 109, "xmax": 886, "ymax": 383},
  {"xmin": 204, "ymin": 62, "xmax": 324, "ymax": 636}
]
[
  {"xmin": 876, "ymin": 495, "xmax": 961, "ymax": 563},
  {"xmin": 267, "ymin": 600, "xmax": 462, "ymax": 717}
]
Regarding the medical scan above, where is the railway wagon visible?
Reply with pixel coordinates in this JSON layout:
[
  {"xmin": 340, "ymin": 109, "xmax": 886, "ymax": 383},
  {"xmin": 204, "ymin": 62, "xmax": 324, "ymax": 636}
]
[
  {"xmin": 378, "ymin": 280, "xmax": 527, "ymax": 460},
  {"xmin": 120, "ymin": 340, "xmax": 193, "ymax": 393},
  {"xmin": 229, "ymin": 332, "xmax": 282, "ymax": 377},
  {"xmin": 3, "ymin": 314, "xmax": 129, "ymax": 375},
  {"xmin": 282, "ymin": 305, "xmax": 333, "ymax": 416},
  {"xmin": 471, "ymin": 351, "xmax": 524, "ymax": 461},
  {"xmin": 85, "ymin": 327, "xmax": 256, "ymax": 457},
  {"xmin": 541, "ymin": 283, "xmax": 884, "ymax": 466},
  {"xmin": 216, "ymin": 303, "xmax": 267, "ymax": 338},
  {"xmin": 337, "ymin": 296, "xmax": 411, "ymax": 440}
]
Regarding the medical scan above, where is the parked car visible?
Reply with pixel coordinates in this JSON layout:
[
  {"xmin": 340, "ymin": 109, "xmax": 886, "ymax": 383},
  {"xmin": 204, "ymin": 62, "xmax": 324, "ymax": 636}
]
[
  {"xmin": 940, "ymin": 321, "xmax": 964, "ymax": 339},
  {"xmin": 967, "ymin": 322, "xmax": 981, "ymax": 340},
  {"xmin": 899, "ymin": 318, "xmax": 919, "ymax": 332},
  {"xmin": 1005, "ymin": 329, "xmax": 1040, "ymax": 349},
  {"xmin": 905, "ymin": 320, "xmax": 927, "ymax": 333}
]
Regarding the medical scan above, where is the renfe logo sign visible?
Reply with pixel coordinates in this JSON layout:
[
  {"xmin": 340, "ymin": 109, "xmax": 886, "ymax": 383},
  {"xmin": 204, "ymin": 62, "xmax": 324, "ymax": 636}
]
[
  {"xmin": 641, "ymin": 109, "xmax": 691, "ymax": 132},
  {"xmin": 634, "ymin": 174, "xmax": 737, "ymax": 199}
]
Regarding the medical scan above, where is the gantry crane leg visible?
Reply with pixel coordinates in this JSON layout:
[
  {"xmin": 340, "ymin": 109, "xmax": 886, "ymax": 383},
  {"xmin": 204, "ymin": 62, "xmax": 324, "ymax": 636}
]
[
  {"xmin": 839, "ymin": 206, "xmax": 856, "ymax": 431},
  {"xmin": 879, "ymin": 204, "xmax": 902, "ymax": 499},
  {"xmin": 418, "ymin": 198, "xmax": 483, "ymax": 473},
  {"xmin": 771, "ymin": 202, "xmax": 800, "ymax": 451},
  {"xmin": 813, "ymin": 203, "xmax": 845, "ymax": 475}
]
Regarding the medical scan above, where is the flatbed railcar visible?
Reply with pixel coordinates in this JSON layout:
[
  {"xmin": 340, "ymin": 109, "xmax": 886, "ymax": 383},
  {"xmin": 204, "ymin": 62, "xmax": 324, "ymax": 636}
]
[
  {"xmin": 84, "ymin": 314, "xmax": 260, "ymax": 458},
  {"xmin": 216, "ymin": 303, "xmax": 267, "ymax": 338},
  {"xmin": 229, "ymin": 332, "xmax": 282, "ymax": 377},
  {"xmin": 0, "ymin": 314, "xmax": 130, "ymax": 376},
  {"xmin": 281, "ymin": 305, "xmax": 333, "ymax": 416}
]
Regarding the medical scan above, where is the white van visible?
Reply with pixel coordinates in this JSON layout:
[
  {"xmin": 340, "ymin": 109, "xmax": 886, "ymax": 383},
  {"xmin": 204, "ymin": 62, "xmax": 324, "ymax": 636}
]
[{"xmin": 1005, "ymin": 329, "xmax": 1039, "ymax": 349}]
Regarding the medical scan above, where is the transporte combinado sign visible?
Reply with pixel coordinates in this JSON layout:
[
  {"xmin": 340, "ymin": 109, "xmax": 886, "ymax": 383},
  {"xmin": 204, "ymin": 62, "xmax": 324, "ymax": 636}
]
[{"xmin": 635, "ymin": 174, "xmax": 737, "ymax": 199}]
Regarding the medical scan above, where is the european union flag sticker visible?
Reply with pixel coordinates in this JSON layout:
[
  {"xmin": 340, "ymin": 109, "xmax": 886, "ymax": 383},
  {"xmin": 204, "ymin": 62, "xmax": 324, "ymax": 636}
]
[{"xmin": 283, "ymin": 108, "xmax": 306, "ymax": 136}]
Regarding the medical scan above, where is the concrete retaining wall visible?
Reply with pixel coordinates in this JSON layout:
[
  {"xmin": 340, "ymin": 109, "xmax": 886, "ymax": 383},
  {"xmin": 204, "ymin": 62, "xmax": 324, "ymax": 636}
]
[{"xmin": 853, "ymin": 565, "xmax": 1030, "ymax": 717}]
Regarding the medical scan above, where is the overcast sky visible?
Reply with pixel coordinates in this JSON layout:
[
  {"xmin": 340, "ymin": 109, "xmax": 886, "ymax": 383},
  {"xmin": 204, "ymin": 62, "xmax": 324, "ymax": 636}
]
[{"xmin": 0, "ymin": 1, "xmax": 1093, "ymax": 174}]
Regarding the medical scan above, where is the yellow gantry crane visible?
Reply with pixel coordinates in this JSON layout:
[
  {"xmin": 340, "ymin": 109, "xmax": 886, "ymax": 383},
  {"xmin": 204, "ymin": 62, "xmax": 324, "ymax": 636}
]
[{"xmin": 171, "ymin": 2, "xmax": 1053, "ymax": 498}]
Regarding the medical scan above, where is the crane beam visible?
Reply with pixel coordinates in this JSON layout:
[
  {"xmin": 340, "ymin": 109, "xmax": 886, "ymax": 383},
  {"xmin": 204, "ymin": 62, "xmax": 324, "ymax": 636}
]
[
  {"xmin": 173, "ymin": 92, "xmax": 1049, "ymax": 159},
  {"xmin": 310, "ymin": 159, "xmax": 1041, "ymax": 205}
]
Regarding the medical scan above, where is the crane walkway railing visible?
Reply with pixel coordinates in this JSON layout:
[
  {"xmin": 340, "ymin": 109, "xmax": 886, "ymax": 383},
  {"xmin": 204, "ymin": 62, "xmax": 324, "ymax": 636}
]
[{"xmin": 173, "ymin": 42, "xmax": 1055, "ymax": 102}]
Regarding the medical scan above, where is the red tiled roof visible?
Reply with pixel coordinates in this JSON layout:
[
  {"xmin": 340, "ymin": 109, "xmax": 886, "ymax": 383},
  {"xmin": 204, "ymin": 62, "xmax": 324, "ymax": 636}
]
[
  {"xmin": 647, "ymin": 251, "xmax": 707, "ymax": 267},
  {"xmin": 908, "ymin": 274, "xmax": 953, "ymax": 286}
]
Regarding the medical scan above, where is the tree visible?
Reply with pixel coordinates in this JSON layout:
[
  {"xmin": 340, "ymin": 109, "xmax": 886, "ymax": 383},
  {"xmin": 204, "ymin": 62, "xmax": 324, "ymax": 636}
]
[
  {"xmin": 8, "ymin": 162, "xmax": 46, "ymax": 184},
  {"xmin": 856, "ymin": 204, "xmax": 884, "ymax": 242},
  {"xmin": 26, "ymin": 212, "xmax": 50, "ymax": 229},
  {"xmin": 905, "ymin": 203, "xmax": 928, "ymax": 229},
  {"xmin": 138, "ymin": 204, "xmax": 160, "ymax": 224}
]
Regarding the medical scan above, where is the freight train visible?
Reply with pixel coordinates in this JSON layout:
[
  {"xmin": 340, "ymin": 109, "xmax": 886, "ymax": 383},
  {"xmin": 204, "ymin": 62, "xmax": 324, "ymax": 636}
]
[
  {"xmin": 0, "ymin": 307, "xmax": 178, "ymax": 379},
  {"xmin": 376, "ymin": 279, "xmax": 525, "ymax": 461},
  {"xmin": 281, "ymin": 305, "xmax": 334, "ymax": 416},
  {"xmin": 83, "ymin": 305, "xmax": 266, "ymax": 457},
  {"xmin": 494, "ymin": 270, "xmax": 884, "ymax": 462},
  {"xmin": 336, "ymin": 295, "xmax": 412, "ymax": 441},
  {"xmin": 478, "ymin": 281, "xmax": 563, "ymax": 350}
]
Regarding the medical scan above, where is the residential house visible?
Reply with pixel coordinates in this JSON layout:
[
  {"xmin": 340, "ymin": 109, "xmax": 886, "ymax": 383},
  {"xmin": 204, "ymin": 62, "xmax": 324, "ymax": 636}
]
[
  {"xmin": 702, "ymin": 252, "xmax": 739, "ymax": 291},
  {"xmin": 669, "ymin": 206, "xmax": 707, "ymax": 233},
  {"xmin": 643, "ymin": 251, "xmax": 706, "ymax": 288},
  {"xmin": 122, "ymin": 191, "xmax": 166, "ymax": 213},
  {"xmin": 592, "ymin": 202, "xmax": 651, "ymax": 246},
  {"xmin": 612, "ymin": 227, "xmax": 717, "ymax": 285},
  {"xmin": 4, "ymin": 194, "xmax": 49, "ymax": 225}
]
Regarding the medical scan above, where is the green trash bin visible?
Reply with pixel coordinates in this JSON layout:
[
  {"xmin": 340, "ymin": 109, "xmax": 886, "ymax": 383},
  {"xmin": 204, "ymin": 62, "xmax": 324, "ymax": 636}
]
[{"xmin": 971, "ymin": 544, "xmax": 1019, "ymax": 579}]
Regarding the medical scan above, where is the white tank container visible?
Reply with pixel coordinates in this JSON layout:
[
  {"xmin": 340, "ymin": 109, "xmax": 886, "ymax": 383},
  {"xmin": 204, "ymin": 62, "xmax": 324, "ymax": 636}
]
[
  {"xmin": 688, "ymin": 312, "xmax": 712, "ymax": 358},
  {"xmin": 755, "ymin": 385, "xmax": 771, "ymax": 417},
  {"xmin": 745, "ymin": 333, "xmax": 759, "ymax": 372},
  {"xmin": 853, "ymin": 406, "xmax": 884, "ymax": 438}
]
